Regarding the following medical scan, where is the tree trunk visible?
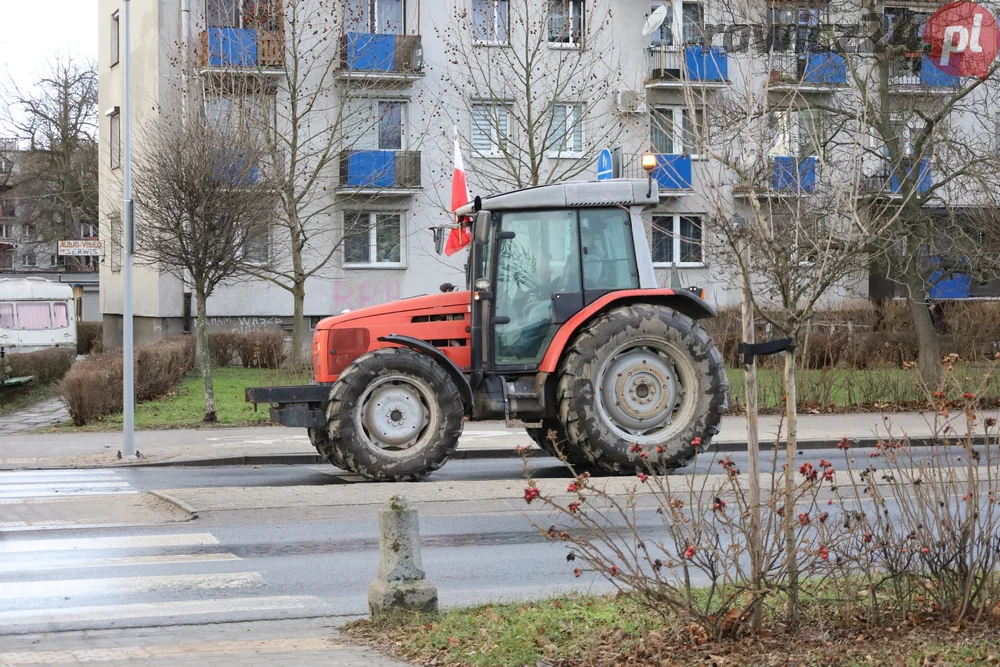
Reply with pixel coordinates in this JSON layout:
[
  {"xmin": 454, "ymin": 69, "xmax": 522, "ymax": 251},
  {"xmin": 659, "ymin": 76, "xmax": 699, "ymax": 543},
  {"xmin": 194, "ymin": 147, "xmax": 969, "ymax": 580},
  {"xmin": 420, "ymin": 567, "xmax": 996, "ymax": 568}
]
[
  {"xmin": 904, "ymin": 269, "xmax": 941, "ymax": 388},
  {"xmin": 195, "ymin": 289, "xmax": 217, "ymax": 423},
  {"xmin": 290, "ymin": 280, "xmax": 306, "ymax": 370},
  {"xmin": 740, "ymin": 245, "xmax": 763, "ymax": 633},
  {"xmin": 783, "ymin": 346, "xmax": 799, "ymax": 629}
]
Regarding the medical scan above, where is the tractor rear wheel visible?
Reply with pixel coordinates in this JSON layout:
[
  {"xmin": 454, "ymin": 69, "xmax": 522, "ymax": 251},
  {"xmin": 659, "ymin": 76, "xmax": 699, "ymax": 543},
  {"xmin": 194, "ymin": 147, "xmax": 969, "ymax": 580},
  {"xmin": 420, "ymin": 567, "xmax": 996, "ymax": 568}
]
[
  {"xmin": 525, "ymin": 420, "xmax": 594, "ymax": 469},
  {"xmin": 556, "ymin": 304, "xmax": 728, "ymax": 473},
  {"xmin": 308, "ymin": 427, "xmax": 356, "ymax": 474},
  {"xmin": 326, "ymin": 347, "xmax": 464, "ymax": 481}
]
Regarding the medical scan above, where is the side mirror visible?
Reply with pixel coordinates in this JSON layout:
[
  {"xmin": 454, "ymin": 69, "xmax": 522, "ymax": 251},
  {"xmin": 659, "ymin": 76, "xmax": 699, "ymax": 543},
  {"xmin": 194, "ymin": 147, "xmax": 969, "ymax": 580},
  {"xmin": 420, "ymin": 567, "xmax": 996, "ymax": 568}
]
[
  {"xmin": 432, "ymin": 226, "xmax": 446, "ymax": 255},
  {"xmin": 473, "ymin": 210, "xmax": 491, "ymax": 246},
  {"xmin": 439, "ymin": 282, "xmax": 455, "ymax": 293}
]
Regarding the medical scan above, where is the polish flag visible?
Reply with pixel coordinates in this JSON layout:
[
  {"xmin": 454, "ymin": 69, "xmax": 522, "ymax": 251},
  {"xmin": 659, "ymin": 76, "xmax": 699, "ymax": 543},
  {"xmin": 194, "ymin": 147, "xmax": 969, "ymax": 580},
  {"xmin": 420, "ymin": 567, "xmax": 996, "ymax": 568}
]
[{"xmin": 444, "ymin": 135, "xmax": 471, "ymax": 256}]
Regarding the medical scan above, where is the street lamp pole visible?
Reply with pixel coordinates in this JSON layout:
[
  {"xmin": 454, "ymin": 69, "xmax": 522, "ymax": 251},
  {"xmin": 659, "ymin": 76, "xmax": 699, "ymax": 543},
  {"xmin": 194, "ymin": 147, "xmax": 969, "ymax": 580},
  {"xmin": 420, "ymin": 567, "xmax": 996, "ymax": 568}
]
[{"xmin": 122, "ymin": 0, "xmax": 136, "ymax": 458}]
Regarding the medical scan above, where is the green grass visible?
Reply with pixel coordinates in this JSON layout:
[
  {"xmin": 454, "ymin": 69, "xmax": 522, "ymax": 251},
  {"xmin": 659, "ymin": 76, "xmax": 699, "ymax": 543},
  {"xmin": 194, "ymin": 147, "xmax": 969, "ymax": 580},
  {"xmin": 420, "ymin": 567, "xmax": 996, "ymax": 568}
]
[
  {"xmin": 58, "ymin": 367, "xmax": 311, "ymax": 431},
  {"xmin": 0, "ymin": 382, "xmax": 55, "ymax": 416}
]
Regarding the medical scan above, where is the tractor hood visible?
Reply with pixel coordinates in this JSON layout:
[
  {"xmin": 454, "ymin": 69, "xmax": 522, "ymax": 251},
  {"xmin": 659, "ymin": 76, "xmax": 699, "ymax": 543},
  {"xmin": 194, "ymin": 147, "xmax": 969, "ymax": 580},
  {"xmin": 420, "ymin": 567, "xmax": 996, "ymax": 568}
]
[{"xmin": 315, "ymin": 290, "xmax": 471, "ymax": 330}]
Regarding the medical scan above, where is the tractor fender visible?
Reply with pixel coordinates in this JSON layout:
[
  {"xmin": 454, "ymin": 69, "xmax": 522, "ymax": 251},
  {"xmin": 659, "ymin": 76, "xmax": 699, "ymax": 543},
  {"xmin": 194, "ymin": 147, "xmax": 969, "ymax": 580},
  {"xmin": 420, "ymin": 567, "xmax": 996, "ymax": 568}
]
[
  {"xmin": 537, "ymin": 289, "xmax": 716, "ymax": 374},
  {"xmin": 377, "ymin": 334, "xmax": 474, "ymax": 415}
]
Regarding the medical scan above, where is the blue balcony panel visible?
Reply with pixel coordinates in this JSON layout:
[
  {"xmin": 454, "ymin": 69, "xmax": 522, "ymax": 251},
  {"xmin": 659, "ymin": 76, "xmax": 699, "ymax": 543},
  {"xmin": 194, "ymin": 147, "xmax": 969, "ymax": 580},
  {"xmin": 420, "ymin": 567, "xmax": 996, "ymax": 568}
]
[
  {"xmin": 889, "ymin": 158, "xmax": 931, "ymax": 194},
  {"xmin": 921, "ymin": 54, "xmax": 960, "ymax": 87},
  {"xmin": 684, "ymin": 46, "xmax": 727, "ymax": 82},
  {"xmin": 772, "ymin": 156, "xmax": 817, "ymax": 192},
  {"xmin": 212, "ymin": 150, "xmax": 261, "ymax": 186},
  {"xmin": 651, "ymin": 154, "xmax": 693, "ymax": 190},
  {"xmin": 346, "ymin": 151, "xmax": 397, "ymax": 187},
  {"xmin": 206, "ymin": 28, "xmax": 257, "ymax": 67},
  {"xmin": 345, "ymin": 33, "xmax": 396, "ymax": 72},
  {"xmin": 803, "ymin": 52, "xmax": 847, "ymax": 84}
]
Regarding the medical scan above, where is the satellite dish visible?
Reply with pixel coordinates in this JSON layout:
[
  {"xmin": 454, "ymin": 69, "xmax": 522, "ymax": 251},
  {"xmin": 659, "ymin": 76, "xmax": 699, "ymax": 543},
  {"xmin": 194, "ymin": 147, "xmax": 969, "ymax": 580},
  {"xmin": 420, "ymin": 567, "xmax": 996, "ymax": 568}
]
[{"xmin": 642, "ymin": 6, "xmax": 668, "ymax": 37}]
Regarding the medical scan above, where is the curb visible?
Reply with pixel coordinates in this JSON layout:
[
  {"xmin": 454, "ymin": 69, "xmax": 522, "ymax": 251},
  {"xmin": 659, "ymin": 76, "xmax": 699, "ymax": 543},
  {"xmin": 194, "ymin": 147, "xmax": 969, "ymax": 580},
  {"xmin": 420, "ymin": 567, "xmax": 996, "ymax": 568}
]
[{"xmin": 149, "ymin": 490, "xmax": 199, "ymax": 520}]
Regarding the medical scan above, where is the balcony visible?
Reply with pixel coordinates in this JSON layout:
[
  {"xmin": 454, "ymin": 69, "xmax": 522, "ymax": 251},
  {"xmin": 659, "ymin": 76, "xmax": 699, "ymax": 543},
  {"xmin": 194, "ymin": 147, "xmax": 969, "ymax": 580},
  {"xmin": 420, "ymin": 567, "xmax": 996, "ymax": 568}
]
[
  {"xmin": 338, "ymin": 150, "xmax": 421, "ymax": 194},
  {"xmin": 889, "ymin": 55, "xmax": 959, "ymax": 92},
  {"xmin": 734, "ymin": 156, "xmax": 817, "ymax": 196},
  {"xmin": 768, "ymin": 51, "xmax": 847, "ymax": 92},
  {"xmin": 200, "ymin": 28, "xmax": 284, "ymax": 73},
  {"xmin": 862, "ymin": 157, "xmax": 932, "ymax": 196},
  {"xmin": 212, "ymin": 150, "xmax": 262, "ymax": 186},
  {"xmin": 646, "ymin": 46, "xmax": 728, "ymax": 88},
  {"xmin": 623, "ymin": 153, "xmax": 693, "ymax": 195},
  {"xmin": 337, "ymin": 34, "xmax": 424, "ymax": 82}
]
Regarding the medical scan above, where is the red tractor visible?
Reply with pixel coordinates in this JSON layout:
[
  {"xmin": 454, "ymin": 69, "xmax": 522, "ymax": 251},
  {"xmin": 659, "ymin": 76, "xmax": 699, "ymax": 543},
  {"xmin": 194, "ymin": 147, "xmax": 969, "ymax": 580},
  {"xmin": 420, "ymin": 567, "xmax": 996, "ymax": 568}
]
[{"xmin": 247, "ymin": 180, "xmax": 728, "ymax": 480}]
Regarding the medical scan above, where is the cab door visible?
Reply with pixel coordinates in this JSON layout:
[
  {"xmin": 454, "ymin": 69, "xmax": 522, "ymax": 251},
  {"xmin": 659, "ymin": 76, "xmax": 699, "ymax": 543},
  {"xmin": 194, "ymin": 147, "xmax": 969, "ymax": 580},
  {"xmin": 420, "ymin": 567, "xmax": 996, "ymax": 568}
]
[{"xmin": 492, "ymin": 210, "xmax": 582, "ymax": 367}]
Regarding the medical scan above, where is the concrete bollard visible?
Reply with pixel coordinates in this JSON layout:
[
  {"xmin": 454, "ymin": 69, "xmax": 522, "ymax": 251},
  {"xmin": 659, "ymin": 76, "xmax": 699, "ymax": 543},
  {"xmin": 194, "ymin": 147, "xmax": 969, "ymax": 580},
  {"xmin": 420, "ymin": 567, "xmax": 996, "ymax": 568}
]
[{"xmin": 368, "ymin": 495, "xmax": 438, "ymax": 617}]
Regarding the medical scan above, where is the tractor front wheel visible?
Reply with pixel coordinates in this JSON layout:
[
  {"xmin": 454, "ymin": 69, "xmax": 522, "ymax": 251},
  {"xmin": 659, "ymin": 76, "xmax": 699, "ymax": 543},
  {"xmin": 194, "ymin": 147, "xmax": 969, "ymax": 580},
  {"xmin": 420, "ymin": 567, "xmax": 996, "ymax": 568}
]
[
  {"xmin": 326, "ymin": 347, "xmax": 464, "ymax": 481},
  {"xmin": 556, "ymin": 304, "xmax": 728, "ymax": 473}
]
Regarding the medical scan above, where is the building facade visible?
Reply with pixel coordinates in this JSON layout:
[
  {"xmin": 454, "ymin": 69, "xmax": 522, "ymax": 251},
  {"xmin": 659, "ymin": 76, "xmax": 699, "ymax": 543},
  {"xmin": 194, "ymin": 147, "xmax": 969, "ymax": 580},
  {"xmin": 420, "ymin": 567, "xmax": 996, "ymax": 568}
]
[
  {"xmin": 0, "ymin": 138, "xmax": 101, "ymax": 321},
  {"xmin": 97, "ymin": 0, "xmax": 1000, "ymax": 348}
]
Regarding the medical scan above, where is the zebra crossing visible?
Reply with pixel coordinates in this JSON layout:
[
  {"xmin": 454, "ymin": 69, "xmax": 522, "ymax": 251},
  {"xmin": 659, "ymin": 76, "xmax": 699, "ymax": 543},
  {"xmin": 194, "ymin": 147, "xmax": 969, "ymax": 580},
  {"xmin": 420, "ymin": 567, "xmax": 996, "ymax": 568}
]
[
  {"xmin": 0, "ymin": 529, "xmax": 331, "ymax": 635},
  {"xmin": 0, "ymin": 468, "xmax": 135, "ymax": 502}
]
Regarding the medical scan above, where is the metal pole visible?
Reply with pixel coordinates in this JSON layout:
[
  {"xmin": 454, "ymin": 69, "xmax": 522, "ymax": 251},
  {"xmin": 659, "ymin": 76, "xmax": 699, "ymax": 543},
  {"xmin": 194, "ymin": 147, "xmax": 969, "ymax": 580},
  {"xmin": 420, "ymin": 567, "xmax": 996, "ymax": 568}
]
[{"xmin": 122, "ymin": 0, "xmax": 136, "ymax": 459}]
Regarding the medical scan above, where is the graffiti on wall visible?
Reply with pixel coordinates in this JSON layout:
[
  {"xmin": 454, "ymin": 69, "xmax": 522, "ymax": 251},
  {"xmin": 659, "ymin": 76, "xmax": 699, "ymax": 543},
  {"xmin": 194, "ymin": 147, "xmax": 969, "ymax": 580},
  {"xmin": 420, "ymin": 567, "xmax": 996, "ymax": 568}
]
[
  {"xmin": 332, "ymin": 278, "xmax": 402, "ymax": 313},
  {"xmin": 207, "ymin": 316, "xmax": 284, "ymax": 334}
]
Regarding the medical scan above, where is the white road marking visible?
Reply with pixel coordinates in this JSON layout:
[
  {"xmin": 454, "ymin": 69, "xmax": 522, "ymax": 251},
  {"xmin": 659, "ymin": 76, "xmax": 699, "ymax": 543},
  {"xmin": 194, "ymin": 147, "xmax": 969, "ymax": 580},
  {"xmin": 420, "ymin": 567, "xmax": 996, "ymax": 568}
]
[
  {"xmin": 0, "ymin": 553, "xmax": 242, "ymax": 573},
  {"xmin": 0, "ymin": 533, "xmax": 220, "ymax": 554},
  {"xmin": 0, "ymin": 595, "xmax": 327, "ymax": 628},
  {"xmin": 5, "ymin": 572, "xmax": 265, "ymax": 599},
  {"xmin": 0, "ymin": 470, "xmax": 136, "ymax": 500},
  {"xmin": 0, "ymin": 469, "xmax": 119, "ymax": 481}
]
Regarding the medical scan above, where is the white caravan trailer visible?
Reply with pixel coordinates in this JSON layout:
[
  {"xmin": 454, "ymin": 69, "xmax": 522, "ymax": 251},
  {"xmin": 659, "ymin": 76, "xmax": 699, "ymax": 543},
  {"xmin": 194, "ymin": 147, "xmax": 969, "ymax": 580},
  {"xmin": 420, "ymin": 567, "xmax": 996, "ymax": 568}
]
[{"xmin": 0, "ymin": 278, "xmax": 77, "ymax": 353}]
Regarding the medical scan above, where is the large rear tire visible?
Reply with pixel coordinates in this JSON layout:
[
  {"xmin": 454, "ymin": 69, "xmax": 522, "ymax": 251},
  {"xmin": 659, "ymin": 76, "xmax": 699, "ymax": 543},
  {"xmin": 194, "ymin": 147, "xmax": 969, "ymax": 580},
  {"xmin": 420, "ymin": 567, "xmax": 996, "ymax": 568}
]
[
  {"xmin": 326, "ymin": 347, "xmax": 464, "ymax": 481},
  {"xmin": 556, "ymin": 304, "xmax": 728, "ymax": 473},
  {"xmin": 525, "ymin": 420, "xmax": 595, "ymax": 469},
  {"xmin": 308, "ymin": 427, "xmax": 356, "ymax": 473}
]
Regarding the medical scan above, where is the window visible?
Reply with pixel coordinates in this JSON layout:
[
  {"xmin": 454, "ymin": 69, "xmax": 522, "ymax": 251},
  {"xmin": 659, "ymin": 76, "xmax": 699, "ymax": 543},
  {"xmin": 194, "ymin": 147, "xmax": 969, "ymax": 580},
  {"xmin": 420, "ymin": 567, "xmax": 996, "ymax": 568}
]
[
  {"xmin": 884, "ymin": 115, "xmax": 916, "ymax": 157},
  {"xmin": 548, "ymin": 0, "xmax": 584, "ymax": 45},
  {"xmin": 80, "ymin": 221, "xmax": 99, "ymax": 239},
  {"xmin": 245, "ymin": 228, "xmax": 270, "ymax": 264},
  {"xmin": 16, "ymin": 303, "xmax": 52, "ymax": 330},
  {"xmin": 650, "ymin": 0, "xmax": 704, "ymax": 47},
  {"xmin": 81, "ymin": 256, "xmax": 98, "ymax": 270},
  {"xmin": 0, "ymin": 200, "xmax": 15, "ymax": 217},
  {"xmin": 0, "ymin": 223, "xmax": 11, "ymax": 239},
  {"xmin": 22, "ymin": 252, "xmax": 36, "ymax": 267},
  {"xmin": 768, "ymin": 110, "xmax": 823, "ymax": 158},
  {"xmin": 108, "ymin": 212, "xmax": 122, "ymax": 271},
  {"xmin": 343, "ymin": 212, "xmax": 403, "ymax": 266},
  {"xmin": 50, "ymin": 254, "xmax": 59, "ymax": 267},
  {"xmin": 650, "ymin": 107, "xmax": 704, "ymax": 156},
  {"xmin": 346, "ymin": 0, "xmax": 404, "ymax": 34},
  {"xmin": 580, "ymin": 208, "xmax": 639, "ymax": 292},
  {"xmin": 22, "ymin": 223, "xmax": 36, "ymax": 239},
  {"xmin": 0, "ymin": 303, "xmax": 12, "ymax": 328},
  {"xmin": 53, "ymin": 303, "xmax": 69, "ymax": 328},
  {"xmin": 207, "ymin": 0, "xmax": 280, "ymax": 30},
  {"xmin": 204, "ymin": 93, "xmax": 274, "ymax": 142},
  {"xmin": 473, "ymin": 0, "xmax": 509, "ymax": 43},
  {"xmin": 471, "ymin": 104, "xmax": 510, "ymax": 157},
  {"xmin": 651, "ymin": 215, "xmax": 703, "ymax": 265},
  {"xmin": 110, "ymin": 112, "xmax": 121, "ymax": 169},
  {"xmin": 111, "ymin": 11, "xmax": 120, "ymax": 66},
  {"xmin": 378, "ymin": 101, "xmax": 403, "ymax": 150},
  {"xmin": 548, "ymin": 104, "xmax": 584, "ymax": 157}
]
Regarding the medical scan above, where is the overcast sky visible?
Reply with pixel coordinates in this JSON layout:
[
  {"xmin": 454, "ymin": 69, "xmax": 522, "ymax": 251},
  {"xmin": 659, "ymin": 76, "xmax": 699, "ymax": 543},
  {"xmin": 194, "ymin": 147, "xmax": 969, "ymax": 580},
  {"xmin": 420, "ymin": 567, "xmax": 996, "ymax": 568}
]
[{"xmin": 1, "ymin": 0, "xmax": 97, "ymax": 99}]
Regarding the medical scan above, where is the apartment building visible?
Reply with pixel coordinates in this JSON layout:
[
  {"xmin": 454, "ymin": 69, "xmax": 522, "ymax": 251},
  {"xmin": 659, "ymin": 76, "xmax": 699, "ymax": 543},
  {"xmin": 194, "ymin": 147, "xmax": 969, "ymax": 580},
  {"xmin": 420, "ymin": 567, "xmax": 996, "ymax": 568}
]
[
  {"xmin": 97, "ymin": 0, "xmax": 999, "ymax": 347},
  {"xmin": 0, "ymin": 138, "xmax": 101, "ymax": 321}
]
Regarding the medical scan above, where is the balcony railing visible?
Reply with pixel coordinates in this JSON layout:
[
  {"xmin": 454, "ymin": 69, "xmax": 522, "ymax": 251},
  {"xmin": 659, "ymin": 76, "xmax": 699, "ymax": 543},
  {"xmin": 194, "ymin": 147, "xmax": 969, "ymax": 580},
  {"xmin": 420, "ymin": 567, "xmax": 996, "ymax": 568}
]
[
  {"xmin": 768, "ymin": 51, "xmax": 847, "ymax": 88},
  {"xmin": 339, "ymin": 150, "xmax": 421, "ymax": 191},
  {"xmin": 889, "ymin": 54, "xmax": 959, "ymax": 89},
  {"xmin": 339, "ymin": 34, "xmax": 423, "ymax": 76},
  {"xmin": 862, "ymin": 157, "xmax": 932, "ymax": 195},
  {"xmin": 622, "ymin": 153, "xmax": 693, "ymax": 193},
  {"xmin": 647, "ymin": 46, "xmax": 728, "ymax": 86},
  {"xmin": 733, "ymin": 156, "xmax": 817, "ymax": 194},
  {"xmin": 200, "ymin": 28, "xmax": 284, "ymax": 70}
]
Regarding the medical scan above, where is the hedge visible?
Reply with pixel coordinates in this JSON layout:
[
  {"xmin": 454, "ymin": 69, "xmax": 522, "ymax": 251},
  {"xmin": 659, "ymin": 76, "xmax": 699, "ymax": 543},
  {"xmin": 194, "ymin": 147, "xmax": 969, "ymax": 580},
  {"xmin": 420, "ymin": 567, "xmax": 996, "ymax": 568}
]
[
  {"xmin": 207, "ymin": 330, "xmax": 286, "ymax": 369},
  {"xmin": 77, "ymin": 321, "xmax": 104, "ymax": 355},
  {"xmin": 6, "ymin": 348, "xmax": 76, "ymax": 384}
]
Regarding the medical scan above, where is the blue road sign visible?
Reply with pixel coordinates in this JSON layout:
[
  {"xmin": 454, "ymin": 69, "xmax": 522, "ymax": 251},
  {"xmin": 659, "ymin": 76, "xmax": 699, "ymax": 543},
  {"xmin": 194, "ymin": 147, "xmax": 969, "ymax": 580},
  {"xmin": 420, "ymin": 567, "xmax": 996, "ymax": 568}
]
[{"xmin": 596, "ymin": 148, "xmax": 614, "ymax": 180}]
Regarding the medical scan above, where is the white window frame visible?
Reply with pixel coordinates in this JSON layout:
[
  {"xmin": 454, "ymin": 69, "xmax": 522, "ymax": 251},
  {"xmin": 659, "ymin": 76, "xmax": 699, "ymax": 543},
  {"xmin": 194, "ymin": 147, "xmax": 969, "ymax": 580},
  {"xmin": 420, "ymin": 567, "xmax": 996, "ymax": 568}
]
[
  {"xmin": 111, "ymin": 11, "xmax": 120, "ymax": 66},
  {"xmin": 22, "ymin": 223, "xmax": 36, "ymax": 239},
  {"xmin": 0, "ymin": 223, "xmax": 11, "ymax": 239},
  {"xmin": 768, "ymin": 109, "xmax": 822, "ymax": 159},
  {"xmin": 651, "ymin": 214, "xmax": 704, "ymax": 267},
  {"xmin": 471, "ymin": 103, "xmax": 511, "ymax": 158},
  {"xmin": 885, "ymin": 114, "xmax": 917, "ymax": 157},
  {"xmin": 651, "ymin": 0, "xmax": 705, "ymax": 49},
  {"xmin": 50, "ymin": 254, "xmax": 59, "ymax": 267},
  {"xmin": 110, "ymin": 112, "xmax": 121, "ymax": 170},
  {"xmin": 473, "ymin": 0, "xmax": 510, "ymax": 45},
  {"xmin": 343, "ymin": 211, "xmax": 406, "ymax": 269},
  {"xmin": 22, "ymin": 252, "xmax": 36, "ymax": 268},
  {"xmin": 650, "ymin": 106, "xmax": 704, "ymax": 158},
  {"xmin": 548, "ymin": 0, "xmax": 584, "ymax": 47},
  {"xmin": 548, "ymin": 103, "xmax": 585, "ymax": 158},
  {"xmin": 80, "ymin": 221, "xmax": 99, "ymax": 239},
  {"xmin": 245, "ymin": 228, "xmax": 270, "ymax": 266}
]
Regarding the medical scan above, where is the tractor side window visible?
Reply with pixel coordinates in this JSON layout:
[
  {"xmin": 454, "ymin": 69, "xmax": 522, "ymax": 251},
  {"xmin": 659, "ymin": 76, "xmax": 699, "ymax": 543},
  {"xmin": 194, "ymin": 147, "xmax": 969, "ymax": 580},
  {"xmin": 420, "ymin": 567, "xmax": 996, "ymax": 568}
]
[
  {"xmin": 494, "ymin": 210, "xmax": 581, "ymax": 365},
  {"xmin": 580, "ymin": 208, "xmax": 639, "ymax": 294}
]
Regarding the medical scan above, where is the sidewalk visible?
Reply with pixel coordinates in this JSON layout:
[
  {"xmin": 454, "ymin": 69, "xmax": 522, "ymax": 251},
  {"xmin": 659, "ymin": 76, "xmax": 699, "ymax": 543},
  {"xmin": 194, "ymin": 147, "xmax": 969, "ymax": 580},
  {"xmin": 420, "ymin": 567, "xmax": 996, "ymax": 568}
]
[
  {"xmin": 0, "ymin": 397, "xmax": 69, "ymax": 436},
  {"xmin": 1, "ymin": 411, "xmax": 994, "ymax": 470}
]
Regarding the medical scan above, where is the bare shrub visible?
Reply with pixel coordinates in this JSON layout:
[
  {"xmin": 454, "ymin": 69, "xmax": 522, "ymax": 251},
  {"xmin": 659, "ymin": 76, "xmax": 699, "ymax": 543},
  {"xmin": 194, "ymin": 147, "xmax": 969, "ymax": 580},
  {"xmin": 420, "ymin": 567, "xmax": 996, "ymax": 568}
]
[
  {"xmin": 7, "ymin": 348, "xmax": 75, "ymax": 384},
  {"xmin": 207, "ymin": 333, "xmax": 241, "ymax": 368},
  {"xmin": 76, "ymin": 321, "xmax": 103, "ymax": 355},
  {"xmin": 235, "ymin": 330, "xmax": 286, "ymax": 369}
]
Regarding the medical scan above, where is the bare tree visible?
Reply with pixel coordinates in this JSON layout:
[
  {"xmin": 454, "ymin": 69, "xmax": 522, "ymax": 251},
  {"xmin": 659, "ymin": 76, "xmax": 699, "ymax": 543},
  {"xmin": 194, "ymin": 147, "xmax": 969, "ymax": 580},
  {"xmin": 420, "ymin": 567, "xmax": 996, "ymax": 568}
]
[
  {"xmin": 131, "ymin": 115, "xmax": 275, "ymax": 422},
  {"xmin": 433, "ymin": 0, "xmax": 633, "ymax": 194},
  {"xmin": 2, "ymin": 58, "xmax": 99, "ymax": 268}
]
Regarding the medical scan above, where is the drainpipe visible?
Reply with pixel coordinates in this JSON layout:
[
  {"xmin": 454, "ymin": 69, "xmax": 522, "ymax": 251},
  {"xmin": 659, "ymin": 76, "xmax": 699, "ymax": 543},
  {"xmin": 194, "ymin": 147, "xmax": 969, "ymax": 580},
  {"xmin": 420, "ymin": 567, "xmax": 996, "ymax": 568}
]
[{"xmin": 181, "ymin": 0, "xmax": 191, "ymax": 125}]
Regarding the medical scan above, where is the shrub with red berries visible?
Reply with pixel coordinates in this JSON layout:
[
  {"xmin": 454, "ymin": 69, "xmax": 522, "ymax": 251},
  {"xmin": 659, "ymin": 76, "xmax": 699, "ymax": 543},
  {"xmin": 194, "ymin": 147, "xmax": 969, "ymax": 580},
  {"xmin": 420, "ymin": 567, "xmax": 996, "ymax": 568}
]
[{"xmin": 524, "ymin": 487, "xmax": 540, "ymax": 504}]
